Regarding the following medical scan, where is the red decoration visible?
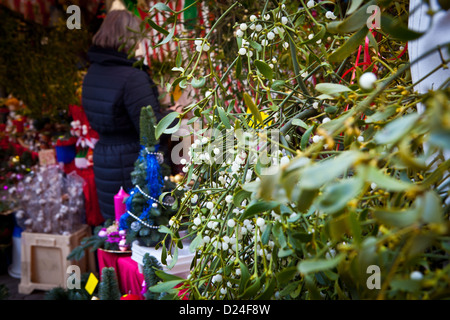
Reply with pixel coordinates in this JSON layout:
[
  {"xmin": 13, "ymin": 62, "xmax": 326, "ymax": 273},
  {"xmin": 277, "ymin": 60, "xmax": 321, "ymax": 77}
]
[
  {"xmin": 175, "ymin": 283, "xmax": 190, "ymax": 300},
  {"xmin": 120, "ymin": 293, "xmax": 141, "ymax": 300},
  {"xmin": 55, "ymin": 136, "xmax": 77, "ymax": 147}
]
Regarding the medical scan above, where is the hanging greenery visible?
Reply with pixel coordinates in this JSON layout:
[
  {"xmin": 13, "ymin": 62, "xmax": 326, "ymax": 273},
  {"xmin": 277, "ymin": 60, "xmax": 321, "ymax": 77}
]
[{"xmin": 143, "ymin": 0, "xmax": 450, "ymax": 300}]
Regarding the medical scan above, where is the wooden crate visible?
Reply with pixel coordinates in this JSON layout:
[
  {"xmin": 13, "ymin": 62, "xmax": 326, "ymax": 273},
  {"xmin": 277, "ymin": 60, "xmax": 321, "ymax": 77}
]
[{"xmin": 18, "ymin": 225, "xmax": 95, "ymax": 294}]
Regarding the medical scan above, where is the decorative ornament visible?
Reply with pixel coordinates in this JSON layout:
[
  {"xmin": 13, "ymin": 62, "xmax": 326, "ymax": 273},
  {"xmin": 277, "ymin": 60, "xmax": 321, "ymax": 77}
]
[
  {"xmin": 130, "ymin": 221, "xmax": 141, "ymax": 232},
  {"xmin": 119, "ymin": 237, "xmax": 129, "ymax": 252}
]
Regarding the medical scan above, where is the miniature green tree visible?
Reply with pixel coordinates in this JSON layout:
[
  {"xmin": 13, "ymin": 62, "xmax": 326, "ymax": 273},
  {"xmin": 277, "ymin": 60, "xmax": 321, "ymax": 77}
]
[
  {"xmin": 142, "ymin": 253, "xmax": 163, "ymax": 300},
  {"xmin": 119, "ymin": 105, "xmax": 180, "ymax": 247},
  {"xmin": 98, "ymin": 267, "xmax": 121, "ymax": 300}
]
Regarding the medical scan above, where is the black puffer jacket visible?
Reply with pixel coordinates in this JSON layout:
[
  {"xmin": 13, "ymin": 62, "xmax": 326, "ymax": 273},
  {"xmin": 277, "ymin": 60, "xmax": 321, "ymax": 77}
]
[{"xmin": 82, "ymin": 46, "xmax": 162, "ymax": 221}]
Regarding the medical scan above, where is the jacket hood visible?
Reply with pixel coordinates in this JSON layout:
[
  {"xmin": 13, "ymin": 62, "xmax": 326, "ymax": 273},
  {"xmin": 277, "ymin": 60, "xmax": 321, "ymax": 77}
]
[{"xmin": 87, "ymin": 46, "xmax": 138, "ymax": 67}]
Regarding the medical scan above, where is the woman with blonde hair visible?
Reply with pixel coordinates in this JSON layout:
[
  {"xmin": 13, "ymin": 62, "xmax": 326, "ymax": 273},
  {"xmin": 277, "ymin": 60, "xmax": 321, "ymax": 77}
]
[{"xmin": 82, "ymin": 9, "xmax": 162, "ymax": 221}]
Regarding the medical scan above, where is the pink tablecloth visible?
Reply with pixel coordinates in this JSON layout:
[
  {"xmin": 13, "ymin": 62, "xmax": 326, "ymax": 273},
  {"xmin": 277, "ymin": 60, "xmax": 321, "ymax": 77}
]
[{"xmin": 97, "ymin": 249, "xmax": 145, "ymax": 299}]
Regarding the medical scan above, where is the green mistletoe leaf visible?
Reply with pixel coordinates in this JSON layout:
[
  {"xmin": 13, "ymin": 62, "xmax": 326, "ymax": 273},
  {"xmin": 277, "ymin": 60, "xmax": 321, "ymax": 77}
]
[
  {"xmin": 380, "ymin": 14, "xmax": 424, "ymax": 41},
  {"xmin": 254, "ymin": 60, "xmax": 274, "ymax": 80},
  {"xmin": 155, "ymin": 111, "xmax": 180, "ymax": 139},
  {"xmin": 298, "ymin": 254, "xmax": 345, "ymax": 275},
  {"xmin": 244, "ymin": 92, "xmax": 263, "ymax": 124},
  {"xmin": 315, "ymin": 83, "xmax": 353, "ymax": 95},
  {"xmin": 328, "ymin": 26, "xmax": 368, "ymax": 63}
]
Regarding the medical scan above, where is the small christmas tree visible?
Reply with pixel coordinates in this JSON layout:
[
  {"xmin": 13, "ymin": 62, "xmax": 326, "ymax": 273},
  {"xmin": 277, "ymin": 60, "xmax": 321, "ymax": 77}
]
[
  {"xmin": 142, "ymin": 253, "xmax": 163, "ymax": 300},
  {"xmin": 119, "ymin": 105, "xmax": 179, "ymax": 247},
  {"xmin": 98, "ymin": 267, "xmax": 121, "ymax": 300}
]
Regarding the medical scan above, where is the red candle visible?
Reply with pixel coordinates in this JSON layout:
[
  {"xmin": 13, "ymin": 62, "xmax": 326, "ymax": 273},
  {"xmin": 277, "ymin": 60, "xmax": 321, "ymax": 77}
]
[{"xmin": 114, "ymin": 187, "xmax": 129, "ymax": 222}]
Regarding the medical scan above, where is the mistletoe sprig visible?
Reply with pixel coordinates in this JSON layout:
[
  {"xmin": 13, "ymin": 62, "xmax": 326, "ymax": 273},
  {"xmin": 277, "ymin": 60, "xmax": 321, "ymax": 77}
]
[{"xmin": 146, "ymin": 0, "xmax": 450, "ymax": 300}]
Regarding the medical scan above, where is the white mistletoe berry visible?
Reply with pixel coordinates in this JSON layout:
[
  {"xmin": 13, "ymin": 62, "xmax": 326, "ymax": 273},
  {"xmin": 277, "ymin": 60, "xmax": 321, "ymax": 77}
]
[
  {"xmin": 239, "ymin": 47, "xmax": 247, "ymax": 55},
  {"xmin": 281, "ymin": 16, "xmax": 288, "ymax": 25},
  {"xmin": 325, "ymin": 11, "xmax": 337, "ymax": 20},
  {"xmin": 410, "ymin": 271, "xmax": 423, "ymax": 281},
  {"xmin": 359, "ymin": 72, "xmax": 377, "ymax": 90},
  {"xmin": 322, "ymin": 117, "xmax": 331, "ymax": 124},
  {"xmin": 312, "ymin": 135, "xmax": 322, "ymax": 143},
  {"xmin": 225, "ymin": 195, "xmax": 233, "ymax": 203},
  {"xmin": 227, "ymin": 219, "xmax": 236, "ymax": 228},
  {"xmin": 267, "ymin": 31, "xmax": 275, "ymax": 40},
  {"xmin": 213, "ymin": 274, "xmax": 223, "ymax": 283},
  {"xmin": 250, "ymin": 14, "xmax": 257, "ymax": 22},
  {"xmin": 280, "ymin": 156, "xmax": 290, "ymax": 166},
  {"xmin": 256, "ymin": 217, "xmax": 265, "ymax": 228},
  {"xmin": 307, "ymin": 0, "xmax": 315, "ymax": 8},
  {"xmin": 240, "ymin": 23, "xmax": 248, "ymax": 31}
]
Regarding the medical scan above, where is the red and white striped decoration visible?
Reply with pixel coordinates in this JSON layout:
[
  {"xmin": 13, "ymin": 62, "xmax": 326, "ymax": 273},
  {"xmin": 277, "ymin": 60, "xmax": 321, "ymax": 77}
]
[{"xmin": 137, "ymin": 0, "xmax": 209, "ymax": 66}]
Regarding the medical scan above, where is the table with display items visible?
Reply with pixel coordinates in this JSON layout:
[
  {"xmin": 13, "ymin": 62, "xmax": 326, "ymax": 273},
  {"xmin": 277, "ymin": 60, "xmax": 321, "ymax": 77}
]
[{"xmin": 97, "ymin": 248, "xmax": 145, "ymax": 299}]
